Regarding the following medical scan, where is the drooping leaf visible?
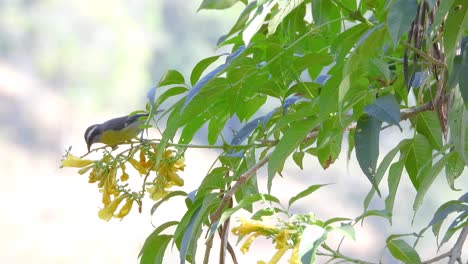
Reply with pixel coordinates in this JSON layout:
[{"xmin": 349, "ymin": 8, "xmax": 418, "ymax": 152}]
[
  {"xmin": 292, "ymin": 151, "xmax": 304, "ymax": 169},
  {"xmin": 288, "ymin": 184, "xmax": 329, "ymax": 208},
  {"xmin": 268, "ymin": 117, "xmax": 320, "ymax": 192},
  {"xmin": 364, "ymin": 139, "xmax": 410, "ymax": 211},
  {"xmin": 387, "ymin": 239, "xmax": 421, "ymax": 264},
  {"xmin": 445, "ymin": 151, "xmax": 465, "ymax": 190},
  {"xmin": 413, "ymin": 154, "xmax": 450, "ymax": 212},
  {"xmin": 385, "ymin": 160, "xmax": 405, "ymax": 222},
  {"xmin": 355, "ymin": 209, "xmax": 392, "ymax": 222},
  {"xmin": 364, "ymin": 95, "xmax": 402, "ymax": 130},
  {"xmin": 386, "ymin": 0, "xmax": 418, "ymax": 46},
  {"xmin": 426, "ymin": 199, "xmax": 468, "ymax": 238},
  {"xmin": 150, "ymin": 191, "xmax": 188, "ymax": 215},
  {"xmin": 448, "ymin": 87, "xmax": 467, "ymax": 165},
  {"xmin": 439, "ymin": 212, "xmax": 468, "ymax": 249},
  {"xmin": 355, "ymin": 114, "xmax": 382, "ymax": 195}
]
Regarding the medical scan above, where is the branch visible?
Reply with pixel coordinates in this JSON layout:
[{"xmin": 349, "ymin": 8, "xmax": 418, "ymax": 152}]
[
  {"xmin": 401, "ymin": 42, "xmax": 447, "ymax": 68},
  {"xmin": 421, "ymin": 226, "xmax": 468, "ymax": 264}
]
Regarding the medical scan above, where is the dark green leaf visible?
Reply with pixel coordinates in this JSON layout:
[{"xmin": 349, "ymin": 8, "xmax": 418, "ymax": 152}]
[
  {"xmin": 139, "ymin": 235, "xmax": 172, "ymax": 264},
  {"xmin": 439, "ymin": 212, "xmax": 468, "ymax": 249},
  {"xmin": 288, "ymin": 184, "xmax": 329, "ymax": 208},
  {"xmin": 387, "ymin": 239, "xmax": 421, "ymax": 263},
  {"xmin": 198, "ymin": 0, "xmax": 240, "ymax": 10},
  {"xmin": 364, "ymin": 95, "xmax": 402, "ymax": 130},
  {"xmin": 158, "ymin": 70, "xmax": 185, "ymax": 87},
  {"xmin": 448, "ymin": 87, "xmax": 467, "ymax": 165},
  {"xmin": 355, "ymin": 114, "xmax": 382, "ymax": 195},
  {"xmin": 386, "ymin": 0, "xmax": 418, "ymax": 46},
  {"xmin": 268, "ymin": 117, "xmax": 320, "ymax": 192},
  {"xmin": 427, "ymin": 200, "xmax": 468, "ymax": 237}
]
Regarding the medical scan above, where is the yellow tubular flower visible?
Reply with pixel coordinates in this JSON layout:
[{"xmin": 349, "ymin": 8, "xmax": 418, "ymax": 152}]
[
  {"xmin": 289, "ymin": 238, "xmax": 300, "ymax": 264},
  {"xmin": 267, "ymin": 246, "xmax": 289, "ymax": 264},
  {"xmin": 78, "ymin": 164, "xmax": 94, "ymax": 175},
  {"xmin": 240, "ymin": 232, "xmax": 262, "ymax": 254},
  {"xmin": 232, "ymin": 217, "xmax": 277, "ymax": 236},
  {"xmin": 139, "ymin": 151, "xmax": 147, "ymax": 167},
  {"xmin": 61, "ymin": 153, "xmax": 94, "ymax": 168},
  {"xmin": 98, "ymin": 195, "xmax": 126, "ymax": 221},
  {"xmin": 128, "ymin": 158, "xmax": 148, "ymax": 174},
  {"xmin": 115, "ymin": 198, "xmax": 133, "ymax": 219},
  {"xmin": 120, "ymin": 172, "xmax": 129, "ymax": 181},
  {"xmin": 275, "ymin": 229, "xmax": 290, "ymax": 249}
]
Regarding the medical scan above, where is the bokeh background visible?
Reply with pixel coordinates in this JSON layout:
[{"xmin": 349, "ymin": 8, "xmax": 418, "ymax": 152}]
[{"xmin": 0, "ymin": 1, "xmax": 466, "ymax": 263}]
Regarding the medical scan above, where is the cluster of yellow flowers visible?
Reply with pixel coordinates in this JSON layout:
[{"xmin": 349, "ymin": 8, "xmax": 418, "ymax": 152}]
[
  {"xmin": 232, "ymin": 217, "xmax": 300, "ymax": 264},
  {"xmin": 61, "ymin": 145, "xmax": 185, "ymax": 221}
]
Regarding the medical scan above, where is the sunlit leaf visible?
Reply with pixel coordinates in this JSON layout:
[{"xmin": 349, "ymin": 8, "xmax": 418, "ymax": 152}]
[
  {"xmin": 299, "ymin": 225, "xmax": 328, "ymax": 264},
  {"xmin": 268, "ymin": 0, "xmax": 305, "ymax": 35},
  {"xmin": 387, "ymin": 239, "xmax": 421, "ymax": 263},
  {"xmin": 198, "ymin": 0, "xmax": 241, "ymax": 10},
  {"xmin": 288, "ymin": 184, "xmax": 329, "ymax": 208}
]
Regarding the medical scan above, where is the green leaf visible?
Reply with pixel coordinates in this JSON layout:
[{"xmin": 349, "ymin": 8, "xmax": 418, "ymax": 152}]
[
  {"xmin": 293, "ymin": 151, "xmax": 305, "ymax": 169},
  {"xmin": 443, "ymin": 0, "xmax": 468, "ymax": 70},
  {"xmin": 386, "ymin": 0, "xmax": 418, "ymax": 46},
  {"xmin": 198, "ymin": 0, "xmax": 240, "ymax": 10},
  {"xmin": 139, "ymin": 221, "xmax": 178, "ymax": 264},
  {"xmin": 430, "ymin": 0, "xmax": 455, "ymax": 34},
  {"xmin": 154, "ymin": 86, "xmax": 188, "ymax": 107},
  {"xmin": 177, "ymin": 193, "xmax": 220, "ymax": 263},
  {"xmin": 333, "ymin": 223, "xmax": 356, "ymax": 241},
  {"xmin": 331, "ymin": 23, "xmax": 369, "ymax": 61},
  {"xmin": 268, "ymin": 0, "xmax": 305, "ymax": 35},
  {"xmin": 224, "ymin": 1, "xmax": 257, "ymax": 37},
  {"xmin": 268, "ymin": 117, "xmax": 320, "ymax": 192},
  {"xmin": 384, "ymin": 160, "xmax": 405, "ymax": 222},
  {"xmin": 355, "ymin": 209, "xmax": 391, "ymax": 222},
  {"xmin": 415, "ymin": 112, "xmax": 443, "ymax": 150},
  {"xmin": 150, "ymin": 191, "xmax": 188, "ymax": 215},
  {"xmin": 158, "ymin": 70, "xmax": 185, "ymax": 87},
  {"xmin": 460, "ymin": 41, "xmax": 468, "ymax": 109},
  {"xmin": 139, "ymin": 235, "xmax": 172, "ymax": 264},
  {"xmin": 299, "ymin": 225, "xmax": 328, "ymax": 264},
  {"xmin": 288, "ymin": 184, "xmax": 329, "ymax": 208},
  {"xmin": 413, "ymin": 154, "xmax": 450, "ymax": 212},
  {"xmin": 355, "ymin": 114, "xmax": 382, "ymax": 195},
  {"xmin": 364, "ymin": 95, "xmax": 402, "ymax": 130},
  {"xmin": 317, "ymin": 118, "xmax": 344, "ymax": 169},
  {"xmin": 364, "ymin": 139, "xmax": 410, "ymax": 211},
  {"xmin": 426, "ymin": 199, "xmax": 468, "ymax": 237},
  {"xmin": 387, "ymin": 239, "xmax": 422, "ymax": 263},
  {"xmin": 323, "ymin": 217, "xmax": 352, "ymax": 227},
  {"xmin": 190, "ymin": 55, "xmax": 222, "ymax": 86},
  {"xmin": 448, "ymin": 87, "xmax": 467, "ymax": 165},
  {"xmin": 445, "ymin": 151, "xmax": 465, "ymax": 190},
  {"xmin": 311, "ymin": 0, "xmax": 341, "ymax": 34},
  {"xmin": 197, "ymin": 167, "xmax": 229, "ymax": 199},
  {"xmin": 439, "ymin": 212, "xmax": 468, "ymax": 249}
]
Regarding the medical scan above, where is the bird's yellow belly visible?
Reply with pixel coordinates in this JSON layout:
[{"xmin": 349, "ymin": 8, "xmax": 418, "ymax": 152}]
[{"xmin": 100, "ymin": 127, "xmax": 141, "ymax": 146}]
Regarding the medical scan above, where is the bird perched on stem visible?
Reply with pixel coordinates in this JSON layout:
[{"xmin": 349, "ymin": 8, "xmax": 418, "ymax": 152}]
[{"xmin": 84, "ymin": 113, "xmax": 149, "ymax": 152}]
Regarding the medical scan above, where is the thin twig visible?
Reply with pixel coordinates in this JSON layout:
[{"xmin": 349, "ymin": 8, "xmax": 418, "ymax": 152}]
[{"xmin": 401, "ymin": 42, "xmax": 447, "ymax": 68}]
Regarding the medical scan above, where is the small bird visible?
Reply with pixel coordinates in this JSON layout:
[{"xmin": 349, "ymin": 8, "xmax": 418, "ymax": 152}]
[{"xmin": 84, "ymin": 113, "xmax": 149, "ymax": 152}]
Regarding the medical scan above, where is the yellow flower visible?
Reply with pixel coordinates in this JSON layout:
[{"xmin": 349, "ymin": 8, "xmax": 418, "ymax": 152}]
[
  {"xmin": 98, "ymin": 195, "xmax": 126, "ymax": 221},
  {"xmin": 120, "ymin": 172, "xmax": 129, "ymax": 181},
  {"xmin": 289, "ymin": 238, "xmax": 300, "ymax": 264},
  {"xmin": 147, "ymin": 184, "xmax": 169, "ymax": 201},
  {"xmin": 275, "ymin": 229, "xmax": 291, "ymax": 249},
  {"xmin": 61, "ymin": 153, "xmax": 94, "ymax": 168},
  {"xmin": 116, "ymin": 198, "xmax": 133, "ymax": 219},
  {"xmin": 78, "ymin": 164, "xmax": 94, "ymax": 175},
  {"xmin": 128, "ymin": 158, "xmax": 148, "ymax": 174},
  {"xmin": 240, "ymin": 232, "xmax": 262, "ymax": 253},
  {"xmin": 139, "ymin": 150, "xmax": 147, "ymax": 167},
  {"xmin": 232, "ymin": 217, "xmax": 277, "ymax": 236},
  {"xmin": 267, "ymin": 246, "xmax": 289, "ymax": 264}
]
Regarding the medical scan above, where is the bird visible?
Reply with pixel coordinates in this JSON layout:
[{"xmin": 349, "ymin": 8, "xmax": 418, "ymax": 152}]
[{"xmin": 84, "ymin": 113, "xmax": 149, "ymax": 152}]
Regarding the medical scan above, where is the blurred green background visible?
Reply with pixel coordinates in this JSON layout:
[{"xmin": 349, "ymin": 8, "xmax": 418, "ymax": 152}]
[{"xmin": 0, "ymin": 1, "xmax": 466, "ymax": 263}]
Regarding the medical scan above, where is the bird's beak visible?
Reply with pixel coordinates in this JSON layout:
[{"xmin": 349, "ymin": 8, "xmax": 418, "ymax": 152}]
[{"xmin": 87, "ymin": 142, "xmax": 92, "ymax": 152}]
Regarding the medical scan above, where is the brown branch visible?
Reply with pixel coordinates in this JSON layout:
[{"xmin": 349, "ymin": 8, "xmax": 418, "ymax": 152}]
[{"xmin": 421, "ymin": 226, "xmax": 468, "ymax": 264}]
